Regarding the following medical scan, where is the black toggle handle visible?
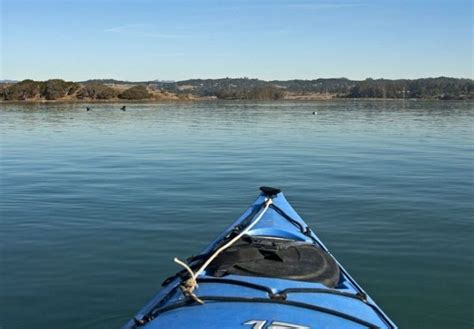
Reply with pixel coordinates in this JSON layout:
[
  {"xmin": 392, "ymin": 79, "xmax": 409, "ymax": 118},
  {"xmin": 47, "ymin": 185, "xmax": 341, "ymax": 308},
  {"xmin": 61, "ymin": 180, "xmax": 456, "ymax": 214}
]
[{"xmin": 259, "ymin": 186, "xmax": 281, "ymax": 198}]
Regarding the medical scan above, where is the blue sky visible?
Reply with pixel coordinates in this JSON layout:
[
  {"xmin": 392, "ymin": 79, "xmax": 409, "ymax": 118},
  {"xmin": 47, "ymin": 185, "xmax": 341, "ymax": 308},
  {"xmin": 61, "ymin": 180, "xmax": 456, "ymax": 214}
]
[{"xmin": 1, "ymin": 0, "xmax": 472, "ymax": 81}]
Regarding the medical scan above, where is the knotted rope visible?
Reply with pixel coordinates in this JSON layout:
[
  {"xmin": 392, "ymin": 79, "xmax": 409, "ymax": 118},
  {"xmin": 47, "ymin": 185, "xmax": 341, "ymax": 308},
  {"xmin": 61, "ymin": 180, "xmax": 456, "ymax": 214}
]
[{"xmin": 174, "ymin": 197, "xmax": 273, "ymax": 304}]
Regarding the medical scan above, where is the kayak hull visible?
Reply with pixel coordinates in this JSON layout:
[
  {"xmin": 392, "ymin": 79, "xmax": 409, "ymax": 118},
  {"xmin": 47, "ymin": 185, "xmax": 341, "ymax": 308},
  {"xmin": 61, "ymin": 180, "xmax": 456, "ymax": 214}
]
[{"xmin": 123, "ymin": 188, "xmax": 397, "ymax": 329}]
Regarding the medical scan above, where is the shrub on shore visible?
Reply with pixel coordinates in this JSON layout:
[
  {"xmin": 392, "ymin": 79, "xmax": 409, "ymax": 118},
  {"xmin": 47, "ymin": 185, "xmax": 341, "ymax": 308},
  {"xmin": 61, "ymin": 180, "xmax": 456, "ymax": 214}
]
[
  {"xmin": 2, "ymin": 79, "xmax": 42, "ymax": 100},
  {"xmin": 77, "ymin": 83, "xmax": 118, "ymax": 99},
  {"xmin": 1, "ymin": 79, "xmax": 79, "ymax": 100},
  {"xmin": 41, "ymin": 79, "xmax": 80, "ymax": 100},
  {"xmin": 119, "ymin": 85, "xmax": 151, "ymax": 99}
]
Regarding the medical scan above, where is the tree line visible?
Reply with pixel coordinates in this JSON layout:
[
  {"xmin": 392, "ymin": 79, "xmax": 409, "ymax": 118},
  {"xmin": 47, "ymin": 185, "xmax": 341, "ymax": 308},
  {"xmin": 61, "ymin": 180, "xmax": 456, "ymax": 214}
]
[
  {"xmin": 346, "ymin": 77, "xmax": 473, "ymax": 99},
  {"xmin": 214, "ymin": 85, "xmax": 285, "ymax": 100},
  {"xmin": 0, "ymin": 80, "xmax": 151, "ymax": 101},
  {"xmin": 1, "ymin": 77, "xmax": 473, "ymax": 101},
  {"xmin": 165, "ymin": 77, "xmax": 473, "ymax": 100}
]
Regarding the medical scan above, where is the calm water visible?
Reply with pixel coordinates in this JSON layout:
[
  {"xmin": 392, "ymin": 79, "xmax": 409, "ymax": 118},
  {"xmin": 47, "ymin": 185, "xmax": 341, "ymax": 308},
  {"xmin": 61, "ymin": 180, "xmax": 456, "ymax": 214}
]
[{"xmin": 0, "ymin": 101, "xmax": 473, "ymax": 329}]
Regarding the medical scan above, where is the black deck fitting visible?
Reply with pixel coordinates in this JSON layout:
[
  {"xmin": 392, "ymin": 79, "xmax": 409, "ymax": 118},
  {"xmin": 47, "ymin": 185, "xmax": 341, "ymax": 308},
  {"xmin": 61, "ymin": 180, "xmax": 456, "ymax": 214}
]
[{"xmin": 259, "ymin": 186, "xmax": 281, "ymax": 198}]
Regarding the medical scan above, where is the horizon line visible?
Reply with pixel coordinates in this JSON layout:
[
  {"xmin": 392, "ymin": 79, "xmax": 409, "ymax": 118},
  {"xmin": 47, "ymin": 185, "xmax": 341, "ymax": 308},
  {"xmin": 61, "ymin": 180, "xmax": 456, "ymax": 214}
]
[{"xmin": 2, "ymin": 75, "xmax": 473, "ymax": 83}]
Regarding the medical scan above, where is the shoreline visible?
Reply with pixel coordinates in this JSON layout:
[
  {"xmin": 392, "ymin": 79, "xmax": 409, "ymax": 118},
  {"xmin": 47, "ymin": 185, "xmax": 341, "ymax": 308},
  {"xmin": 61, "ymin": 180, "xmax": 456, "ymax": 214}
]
[
  {"xmin": 3, "ymin": 77, "xmax": 472, "ymax": 103},
  {"xmin": 0, "ymin": 97, "xmax": 471, "ymax": 104}
]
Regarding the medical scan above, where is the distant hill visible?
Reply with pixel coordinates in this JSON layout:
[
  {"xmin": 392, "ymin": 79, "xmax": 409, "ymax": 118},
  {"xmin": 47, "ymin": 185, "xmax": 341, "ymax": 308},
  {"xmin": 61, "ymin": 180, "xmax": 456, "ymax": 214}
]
[
  {"xmin": 0, "ymin": 79, "xmax": 18, "ymax": 84},
  {"xmin": 1, "ymin": 77, "xmax": 473, "ymax": 101},
  {"xmin": 79, "ymin": 79, "xmax": 137, "ymax": 85}
]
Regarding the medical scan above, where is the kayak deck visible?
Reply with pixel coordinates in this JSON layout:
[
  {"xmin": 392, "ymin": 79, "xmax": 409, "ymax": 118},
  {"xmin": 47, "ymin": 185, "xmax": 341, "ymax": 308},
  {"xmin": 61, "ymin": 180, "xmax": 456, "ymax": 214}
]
[{"xmin": 123, "ymin": 187, "xmax": 396, "ymax": 329}]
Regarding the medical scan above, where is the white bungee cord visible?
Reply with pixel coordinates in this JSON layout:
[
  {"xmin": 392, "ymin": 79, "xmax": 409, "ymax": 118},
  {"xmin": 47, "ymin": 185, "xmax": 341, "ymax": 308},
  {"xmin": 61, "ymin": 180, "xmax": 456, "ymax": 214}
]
[{"xmin": 174, "ymin": 197, "xmax": 273, "ymax": 304}]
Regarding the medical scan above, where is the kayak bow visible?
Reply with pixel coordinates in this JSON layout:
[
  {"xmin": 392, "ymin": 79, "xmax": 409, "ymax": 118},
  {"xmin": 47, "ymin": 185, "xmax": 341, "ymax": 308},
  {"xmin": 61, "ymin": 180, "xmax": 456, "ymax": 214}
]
[{"xmin": 123, "ymin": 187, "xmax": 397, "ymax": 329}]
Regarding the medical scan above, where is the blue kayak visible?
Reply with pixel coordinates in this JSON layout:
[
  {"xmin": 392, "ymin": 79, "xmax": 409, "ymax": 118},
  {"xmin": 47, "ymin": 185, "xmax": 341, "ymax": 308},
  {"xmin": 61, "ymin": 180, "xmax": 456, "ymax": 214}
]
[{"xmin": 123, "ymin": 187, "xmax": 397, "ymax": 329}]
